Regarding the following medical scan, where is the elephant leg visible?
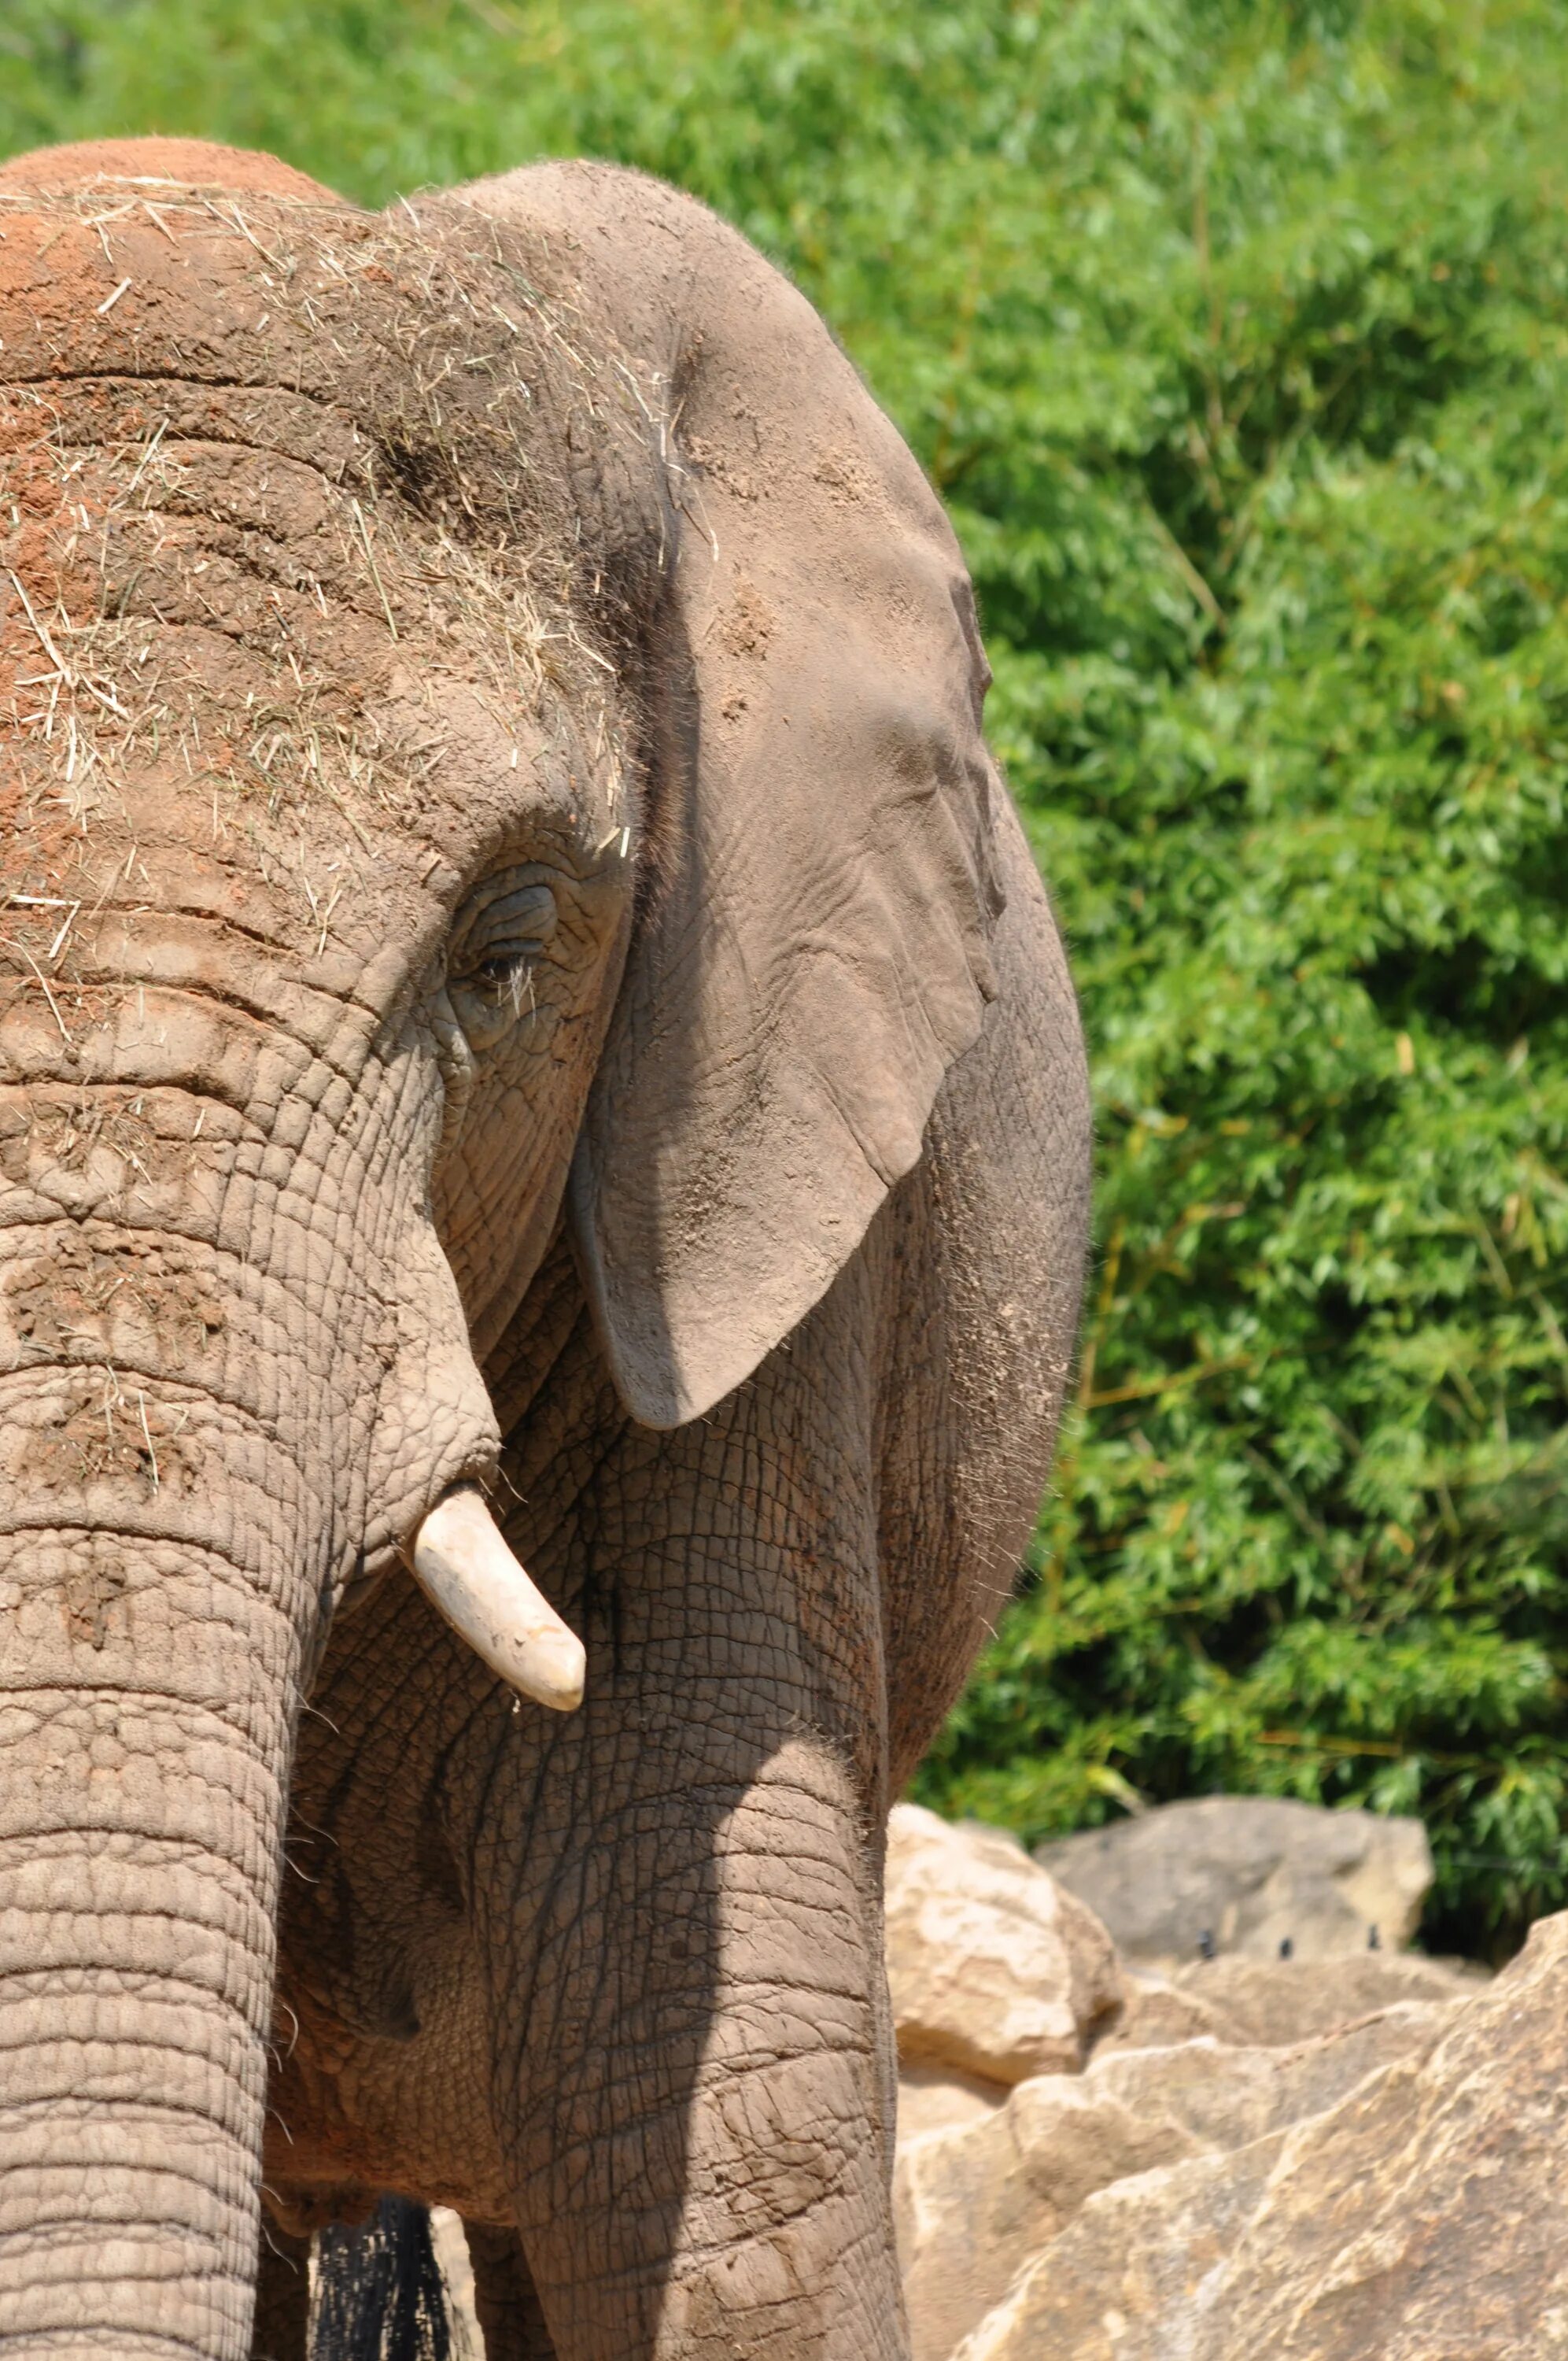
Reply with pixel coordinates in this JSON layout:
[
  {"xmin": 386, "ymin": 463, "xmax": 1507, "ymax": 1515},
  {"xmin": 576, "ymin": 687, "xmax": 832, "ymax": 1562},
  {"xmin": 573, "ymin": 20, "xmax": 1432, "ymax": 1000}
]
[
  {"xmin": 478, "ymin": 1713, "xmax": 902, "ymax": 2360},
  {"xmin": 250, "ymin": 2222, "xmax": 311, "ymax": 2360},
  {"xmin": 464, "ymin": 2220, "xmax": 558, "ymax": 2359},
  {"xmin": 469, "ymin": 1263, "xmax": 907, "ymax": 2360}
]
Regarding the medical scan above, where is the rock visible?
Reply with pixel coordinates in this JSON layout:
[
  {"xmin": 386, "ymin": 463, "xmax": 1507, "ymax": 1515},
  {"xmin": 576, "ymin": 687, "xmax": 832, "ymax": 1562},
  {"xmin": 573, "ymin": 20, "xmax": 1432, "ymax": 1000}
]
[
  {"xmin": 1165, "ymin": 1947, "xmax": 1473, "ymax": 2046},
  {"xmin": 429, "ymin": 2209, "xmax": 481, "ymax": 2359},
  {"xmin": 1035, "ymin": 1795, "xmax": 1431, "ymax": 1964},
  {"xmin": 951, "ymin": 2135, "xmax": 1289, "ymax": 2361},
  {"xmin": 1099, "ymin": 1945, "xmax": 1472, "ymax": 2058},
  {"xmin": 886, "ymin": 1805, "xmax": 1122, "ymax": 2085},
  {"xmin": 1092, "ymin": 1968, "xmax": 1227, "ymax": 2054},
  {"xmin": 897, "ymin": 2063, "xmax": 1006, "ymax": 2141},
  {"xmin": 899, "ymin": 1999, "xmax": 1451, "ymax": 2358},
  {"xmin": 895, "ymin": 2073, "xmax": 1197, "ymax": 2361},
  {"xmin": 1083, "ymin": 2003, "xmax": 1451, "ymax": 2153},
  {"xmin": 950, "ymin": 1908, "xmax": 1568, "ymax": 2361}
]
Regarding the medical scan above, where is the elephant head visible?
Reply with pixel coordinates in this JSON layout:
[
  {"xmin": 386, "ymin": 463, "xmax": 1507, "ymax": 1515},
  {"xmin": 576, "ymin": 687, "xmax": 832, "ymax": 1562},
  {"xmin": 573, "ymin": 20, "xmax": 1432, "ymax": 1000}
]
[{"xmin": 0, "ymin": 139, "xmax": 1009, "ymax": 2352}]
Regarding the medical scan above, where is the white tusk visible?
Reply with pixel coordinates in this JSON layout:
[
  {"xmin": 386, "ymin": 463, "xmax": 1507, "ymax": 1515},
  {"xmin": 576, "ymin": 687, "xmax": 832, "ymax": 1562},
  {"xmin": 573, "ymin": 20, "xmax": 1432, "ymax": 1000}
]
[{"xmin": 408, "ymin": 1487, "xmax": 584, "ymax": 1712}]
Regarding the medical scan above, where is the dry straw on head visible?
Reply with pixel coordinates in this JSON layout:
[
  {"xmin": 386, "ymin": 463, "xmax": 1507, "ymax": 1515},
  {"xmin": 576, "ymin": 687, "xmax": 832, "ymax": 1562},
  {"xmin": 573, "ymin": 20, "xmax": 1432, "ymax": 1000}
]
[{"xmin": 1, "ymin": 176, "xmax": 658, "ymax": 974}]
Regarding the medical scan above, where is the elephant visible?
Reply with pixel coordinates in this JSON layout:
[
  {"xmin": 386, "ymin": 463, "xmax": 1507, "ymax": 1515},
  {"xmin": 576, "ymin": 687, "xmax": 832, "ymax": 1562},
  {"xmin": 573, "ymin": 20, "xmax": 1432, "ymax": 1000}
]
[{"xmin": 0, "ymin": 134, "xmax": 1090, "ymax": 2360}]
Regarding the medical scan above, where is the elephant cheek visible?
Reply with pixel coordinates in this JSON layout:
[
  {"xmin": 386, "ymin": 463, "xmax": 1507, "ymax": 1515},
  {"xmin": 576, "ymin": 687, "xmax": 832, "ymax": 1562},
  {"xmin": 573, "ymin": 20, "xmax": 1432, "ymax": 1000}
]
[{"xmin": 353, "ymin": 1209, "xmax": 505, "ymax": 1583}]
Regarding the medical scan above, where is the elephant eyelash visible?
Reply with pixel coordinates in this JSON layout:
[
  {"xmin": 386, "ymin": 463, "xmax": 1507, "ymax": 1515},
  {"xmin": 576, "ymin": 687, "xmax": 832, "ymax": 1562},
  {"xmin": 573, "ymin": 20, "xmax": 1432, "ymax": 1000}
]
[
  {"xmin": 472, "ymin": 953, "xmax": 533, "ymax": 988},
  {"xmin": 459, "ymin": 951, "xmax": 539, "ymax": 1021},
  {"xmin": 448, "ymin": 878, "xmax": 560, "ymax": 1007}
]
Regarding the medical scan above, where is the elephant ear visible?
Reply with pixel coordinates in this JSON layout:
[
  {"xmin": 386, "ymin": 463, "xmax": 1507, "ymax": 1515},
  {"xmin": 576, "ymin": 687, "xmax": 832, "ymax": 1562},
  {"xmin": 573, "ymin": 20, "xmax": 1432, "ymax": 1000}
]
[{"xmin": 457, "ymin": 162, "xmax": 1006, "ymax": 1429}]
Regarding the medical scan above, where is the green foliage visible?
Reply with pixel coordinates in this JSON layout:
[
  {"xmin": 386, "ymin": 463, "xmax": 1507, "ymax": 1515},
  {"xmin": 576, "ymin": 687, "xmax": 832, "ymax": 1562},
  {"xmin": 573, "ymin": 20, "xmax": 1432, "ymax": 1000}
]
[{"xmin": 6, "ymin": 0, "xmax": 1568, "ymax": 1955}]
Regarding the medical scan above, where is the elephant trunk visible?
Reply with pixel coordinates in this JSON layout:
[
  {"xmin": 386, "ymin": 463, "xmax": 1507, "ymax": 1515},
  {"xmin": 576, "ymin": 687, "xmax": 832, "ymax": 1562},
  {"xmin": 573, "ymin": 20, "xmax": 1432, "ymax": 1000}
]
[
  {"xmin": 0, "ymin": 863, "xmax": 550, "ymax": 2351},
  {"xmin": 0, "ymin": 1505, "xmax": 304, "ymax": 2359},
  {"xmin": 0, "ymin": 1121, "xmax": 337, "ymax": 2359}
]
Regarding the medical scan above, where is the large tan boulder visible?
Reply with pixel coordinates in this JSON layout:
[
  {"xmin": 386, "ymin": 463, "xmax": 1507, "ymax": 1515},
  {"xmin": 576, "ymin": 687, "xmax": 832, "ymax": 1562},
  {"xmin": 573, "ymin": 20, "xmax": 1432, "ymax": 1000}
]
[
  {"xmin": 896, "ymin": 2075, "xmax": 1197, "ymax": 2361},
  {"xmin": 898, "ymin": 2001, "xmax": 1449, "ymax": 2359},
  {"xmin": 1098, "ymin": 1945, "xmax": 1473, "ymax": 2055},
  {"xmin": 1036, "ymin": 1795, "xmax": 1432, "ymax": 1964},
  {"xmin": 1164, "ymin": 1946, "xmax": 1475, "ymax": 2044},
  {"xmin": 1093, "ymin": 1968, "xmax": 1228, "ymax": 2053},
  {"xmin": 886, "ymin": 1805, "xmax": 1122, "ymax": 2085},
  {"xmin": 951, "ymin": 2134, "xmax": 1289, "ymax": 2361},
  {"xmin": 950, "ymin": 1909, "xmax": 1568, "ymax": 2361},
  {"xmin": 1083, "ymin": 2004, "xmax": 1449, "ymax": 2152},
  {"xmin": 896, "ymin": 2061, "xmax": 1008, "ymax": 2141}
]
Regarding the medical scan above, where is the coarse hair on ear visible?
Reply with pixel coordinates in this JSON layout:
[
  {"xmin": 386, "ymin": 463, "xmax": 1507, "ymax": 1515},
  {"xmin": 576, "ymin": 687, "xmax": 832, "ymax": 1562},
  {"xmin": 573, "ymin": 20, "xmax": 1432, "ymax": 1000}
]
[{"xmin": 454, "ymin": 161, "xmax": 1006, "ymax": 1430}]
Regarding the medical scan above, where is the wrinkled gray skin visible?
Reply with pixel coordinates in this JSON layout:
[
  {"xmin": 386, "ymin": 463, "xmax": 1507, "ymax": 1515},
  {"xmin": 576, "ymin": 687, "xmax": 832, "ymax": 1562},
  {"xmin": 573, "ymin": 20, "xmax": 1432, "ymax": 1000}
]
[{"xmin": 0, "ymin": 137, "xmax": 1090, "ymax": 2361}]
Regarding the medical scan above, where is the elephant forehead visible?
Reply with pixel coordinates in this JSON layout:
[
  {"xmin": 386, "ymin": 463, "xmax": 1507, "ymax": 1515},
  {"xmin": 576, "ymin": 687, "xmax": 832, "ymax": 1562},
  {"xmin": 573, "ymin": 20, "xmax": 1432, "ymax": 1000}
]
[{"xmin": 0, "ymin": 183, "xmax": 648, "ymax": 981}]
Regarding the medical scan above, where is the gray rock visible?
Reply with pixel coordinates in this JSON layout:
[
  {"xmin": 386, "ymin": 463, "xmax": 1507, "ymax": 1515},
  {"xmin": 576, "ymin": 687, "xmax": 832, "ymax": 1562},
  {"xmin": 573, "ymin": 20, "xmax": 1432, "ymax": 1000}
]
[{"xmin": 1035, "ymin": 1794, "xmax": 1432, "ymax": 1964}]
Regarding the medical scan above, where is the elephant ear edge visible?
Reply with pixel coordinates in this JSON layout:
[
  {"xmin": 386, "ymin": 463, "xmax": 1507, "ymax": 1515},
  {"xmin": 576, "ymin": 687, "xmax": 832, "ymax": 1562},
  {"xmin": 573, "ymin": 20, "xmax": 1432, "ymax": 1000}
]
[{"xmin": 455, "ymin": 161, "xmax": 1006, "ymax": 1430}]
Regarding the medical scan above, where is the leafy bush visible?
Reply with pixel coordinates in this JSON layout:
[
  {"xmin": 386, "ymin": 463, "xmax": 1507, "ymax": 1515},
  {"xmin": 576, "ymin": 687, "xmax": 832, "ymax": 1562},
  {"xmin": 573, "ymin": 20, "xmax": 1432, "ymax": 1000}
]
[{"xmin": 6, "ymin": 0, "xmax": 1567, "ymax": 1956}]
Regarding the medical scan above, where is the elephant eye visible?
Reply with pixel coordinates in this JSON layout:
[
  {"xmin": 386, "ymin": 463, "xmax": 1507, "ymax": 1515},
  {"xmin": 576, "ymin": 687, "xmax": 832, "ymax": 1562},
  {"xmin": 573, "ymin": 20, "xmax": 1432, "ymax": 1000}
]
[
  {"xmin": 445, "ymin": 874, "xmax": 560, "ymax": 1049},
  {"xmin": 472, "ymin": 952, "xmax": 532, "ymax": 992}
]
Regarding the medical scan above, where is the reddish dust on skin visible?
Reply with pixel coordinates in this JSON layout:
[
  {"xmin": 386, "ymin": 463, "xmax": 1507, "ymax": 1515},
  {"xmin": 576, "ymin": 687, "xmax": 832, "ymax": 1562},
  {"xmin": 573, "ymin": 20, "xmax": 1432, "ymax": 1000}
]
[
  {"xmin": 1, "ymin": 153, "xmax": 640, "ymax": 1533},
  {"xmin": 0, "ymin": 388, "xmax": 118, "ymax": 1051},
  {"xmin": 15, "ymin": 1380, "xmax": 206, "ymax": 1509},
  {"xmin": 2, "ymin": 155, "xmax": 631, "ymax": 1022},
  {"xmin": 0, "ymin": 135, "xmax": 343, "ymax": 202}
]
